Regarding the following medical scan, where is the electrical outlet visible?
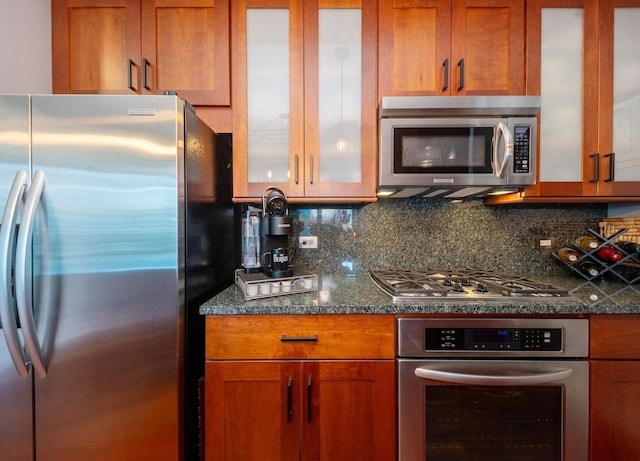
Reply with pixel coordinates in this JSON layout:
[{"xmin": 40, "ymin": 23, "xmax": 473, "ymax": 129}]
[
  {"xmin": 299, "ymin": 236, "xmax": 318, "ymax": 249},
  {"xmin": 537, "ymin": 238, "xmax": 555, "ymax": 249}
]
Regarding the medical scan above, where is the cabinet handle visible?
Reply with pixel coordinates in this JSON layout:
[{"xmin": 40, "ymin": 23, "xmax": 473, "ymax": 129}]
[
  {"xmin": 589, "ymin": 153, "xmax": 600, "ymax": 183},
  {"xmin": 142, "ymin": 58, "xmax": 151, "ymax": 91},
  {"xmin": 287, "ymin": 377, "xmax": 293, "ymax": 422},
  {"xmin": 127, "ymin": 59, "xmax": 136, "ymax": 91},
  {"xmin": 294, "ymin": 154, "xmax": 300, "ymax": 184},
  {"xmin": 306, "ymin": 376, "xmax": 313, "ymax": 422},
  {"xmin": 604, "ymin": 152, "xmax": 615, "ymax": 182},
  {"xmin": 309, "ymin": 156, "xmax": 314, "ymax": 185},
  {"xmin": 280, "ymin": 334, "xmax": 318, "ymax": 343},
  {"xmin": 457, "ymin": 58, "xmax": 465, "ymax": 92},
  {"xmin": 442, "ymin": 59, "xmax": 449, "ymax": 92}
]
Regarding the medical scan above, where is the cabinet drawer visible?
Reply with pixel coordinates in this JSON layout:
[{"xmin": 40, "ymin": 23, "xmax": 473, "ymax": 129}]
[
  {"xmin": 590, "ymin": 315, "xmax": 640, "ymax": 359},
  {"xmin": 205, "ymin": 315, "xmax": 395, "ymax": 359}
]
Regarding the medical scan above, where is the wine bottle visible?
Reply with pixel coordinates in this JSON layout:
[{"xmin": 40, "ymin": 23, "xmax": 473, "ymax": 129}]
[
  {"xmin": 596, "ymin": 245, "xmax": 622, "ymax": 262},
  {"xmin": 577, "ymin": 260, "xmax": 601, "ymax": 277},
  {"xmin": 617, "ymin": 241, "xmax": 640, "ymax": 254},
  {"xmin": 558, "ymin": 247, "xmax": 580, "ymax": 264},
  {"xmin": 575, "ymin": 236, "xmax": 599, "ymax": 251}
]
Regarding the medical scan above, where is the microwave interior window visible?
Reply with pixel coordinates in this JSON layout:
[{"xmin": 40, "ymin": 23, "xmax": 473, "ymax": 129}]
[
  {"xmin": 425, "ymin": 386, "xmax": 562, "ymax": 461},
  {"xmin": 395, "ymin": 127, "xmax": 494, "ymax": 174}
]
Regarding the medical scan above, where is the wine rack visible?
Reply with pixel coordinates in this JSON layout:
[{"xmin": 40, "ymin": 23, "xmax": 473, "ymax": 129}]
[{"xmin": 553, "ymin": 228, "xmax": 640, "ymax": 284}]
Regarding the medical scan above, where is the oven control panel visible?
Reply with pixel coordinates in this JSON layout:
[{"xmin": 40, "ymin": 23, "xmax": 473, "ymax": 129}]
[{"xmin": 425, "ymin": 327, "xmax": 563, "ymax": 351}]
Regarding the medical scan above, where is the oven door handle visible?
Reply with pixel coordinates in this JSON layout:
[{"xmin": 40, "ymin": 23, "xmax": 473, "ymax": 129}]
[{"xmin": 415, "ymin": 366, "xmax": 573, "ymax": 386}]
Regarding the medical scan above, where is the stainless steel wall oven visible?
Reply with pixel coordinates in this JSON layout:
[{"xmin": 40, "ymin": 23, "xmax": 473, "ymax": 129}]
[{"xmin": 397, "ymin": 318, "xmax": 589, "ymax": 461}]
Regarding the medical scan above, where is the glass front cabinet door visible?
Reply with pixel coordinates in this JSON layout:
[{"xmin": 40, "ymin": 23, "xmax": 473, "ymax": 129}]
[
  {"xmin": 232, "ymin": 0, "xmax": 377, "ymax": 202},
  {"xmin": 597, "ymin": 0, "xmax": 640, "ymax": 196},
  {"xmin": 509, "ymin": 0, "xmax": 640, "ymax": 202}
]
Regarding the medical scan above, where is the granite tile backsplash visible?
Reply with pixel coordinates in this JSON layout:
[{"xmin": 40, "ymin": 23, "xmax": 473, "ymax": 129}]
[{"xmin": 288, "ymin": 199, "xmax": 607, "ymax": 276}]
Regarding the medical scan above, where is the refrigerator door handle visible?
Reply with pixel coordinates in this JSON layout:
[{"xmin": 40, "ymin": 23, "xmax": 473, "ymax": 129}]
[
  {"xmin": 15, "ymin": 169, "xmax": 48, "ymax": 378},
  {"xmin": 0, "ymin": 170, "xmax": 31, "ymax": 377}
]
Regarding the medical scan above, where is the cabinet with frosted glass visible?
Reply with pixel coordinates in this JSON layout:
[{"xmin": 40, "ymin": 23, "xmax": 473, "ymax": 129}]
[
  {"xmin": 231, "ymin": 0, "xmax": 377, "ymax": 202},
  {"xmin": 487, "ymin": 0, "xmax": 640, "ymax": 204}
]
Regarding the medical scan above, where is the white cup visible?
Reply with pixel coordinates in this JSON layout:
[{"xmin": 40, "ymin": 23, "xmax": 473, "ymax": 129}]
[
  {"xmin": 303, "ymin": 278, "xmax": 313, "ymax": 289},
  {"xmin": 259, "ymin": 283, "xmax": 271, "ymax": 295},
  {"xmin": 319, "ymin": 289, "xmax": 330, "ymax": 303},
  {"xmin": 247, "ymin": 284, "xmax": 259, "ymax": 296},
  {"xmin": 281, "ymin": 280, "xmax": 292, "ymax": 292},
  {"xmin": 271, "ymin": 282, "xmax": 280, "ymax": 293}
]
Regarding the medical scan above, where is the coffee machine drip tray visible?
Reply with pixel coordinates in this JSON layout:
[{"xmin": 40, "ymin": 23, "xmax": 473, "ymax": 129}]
[{"xmin": 235, "ymin": 268, "xmax": 318, "ymax": 300}]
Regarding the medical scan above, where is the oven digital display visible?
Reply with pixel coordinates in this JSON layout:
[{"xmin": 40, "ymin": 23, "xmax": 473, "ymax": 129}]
[
  {"xmin": 473, "ymin": 328, "xmax": 513, "ymax": 343},
  {"xmin": 425, "ymin": 328, "xmax": 563, "ymax": 351}
]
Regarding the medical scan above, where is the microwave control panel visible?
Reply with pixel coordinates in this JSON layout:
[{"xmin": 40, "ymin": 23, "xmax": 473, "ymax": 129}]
[
  {"xmin": 513, "ymin": 125, "xmax": 531, "ymax": 174},
  {"xmin": 425, "ymin": 327, "xmax": 563, "ymax": 351}
]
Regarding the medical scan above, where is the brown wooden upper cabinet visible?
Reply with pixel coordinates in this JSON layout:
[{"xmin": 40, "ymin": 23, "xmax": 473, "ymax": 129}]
[
  {"xmin": 378, "ymin": 0, "xmax": 525, "ymax": 96},
  {"xmin": 51, "ymin": 0, "xmax": 230, "ymax": 106},
  {"xmin": 487, "ymin": 0, "xmax": 640, "ymax": 204},
  {"xmin": 231, "ymin": 0, "xmax": 377, "ymax": 202}
]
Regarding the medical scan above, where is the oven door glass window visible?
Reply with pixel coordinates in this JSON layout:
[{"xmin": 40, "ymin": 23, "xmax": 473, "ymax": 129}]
[
  {"xmin": 426, "ymin": 385, "xmax": 562, "ymax": 461},
  {"xmin": 393, "ymin": 126, "xmax": 494, "ymax": 174}
]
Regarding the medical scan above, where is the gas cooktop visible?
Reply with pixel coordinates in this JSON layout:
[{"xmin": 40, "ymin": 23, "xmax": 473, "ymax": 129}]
[{"xmin": 370, "ymin": 269, "xmax": 575, "ymax": 303}]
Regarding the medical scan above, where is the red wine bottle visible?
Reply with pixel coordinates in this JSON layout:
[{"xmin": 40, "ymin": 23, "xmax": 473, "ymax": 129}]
[{"xmin": 596, "ymin": 246, "xmax": 622, "ymax": 262}]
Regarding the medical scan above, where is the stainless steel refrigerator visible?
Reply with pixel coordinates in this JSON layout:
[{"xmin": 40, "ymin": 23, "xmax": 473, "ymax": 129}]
[{"xmin": 0, "ymin": 94, "xmax": 237, "ymax": 460}]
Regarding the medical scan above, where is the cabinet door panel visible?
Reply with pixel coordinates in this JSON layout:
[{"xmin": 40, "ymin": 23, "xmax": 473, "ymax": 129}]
[
  {"xmin": 378, "ymin": 0, "xmax": 451, "ymax": 96},
  {"xmin": 232, "ymin": 0, "xmax": 306, "ymax": 199},
  {"xmin": 205, "ymin": 361, "xmax": 300, "ymax": 461},
  {"xmin": 142, "ymin": 0, "xmax": 230, "ymax": 105},
  {"xmin": 302, "ymin": 361, "xmax": 396, "ymax": 461},
  {"xmin": 304, "ymin": 1, "xmax": 377, "ymax": 198},
  {"xmin": 590, "ymin": 361, "xmax": 640, "ymax": 460},
  {"xmin": 597, "ymin": 0, "xmax": 640, "ymax": 196},
  {"xmin": 52, "ymin": 0, "xmax": 141, "ymax": 94},
  {"xmin": 452, "ymin": 0, "xmax": 524, "ymax": 95}
]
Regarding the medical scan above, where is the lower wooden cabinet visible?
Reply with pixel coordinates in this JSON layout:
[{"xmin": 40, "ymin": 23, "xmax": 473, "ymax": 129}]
[
  {"xmin": 204, "ymin": 315, "xmax": 396, "ymax": 461},
  {"xmin": 205, "ymin": 360, "xmax": 395, "ymax": 461},
  {"xmin": 590, "ymin": 315, "xmax": 640, "ymax": 460}
]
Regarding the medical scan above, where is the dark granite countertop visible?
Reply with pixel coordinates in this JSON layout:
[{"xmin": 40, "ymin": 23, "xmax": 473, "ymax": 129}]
[{"xmin": 200, "ymin": 272, "xmax": 640, "ymax": 315}]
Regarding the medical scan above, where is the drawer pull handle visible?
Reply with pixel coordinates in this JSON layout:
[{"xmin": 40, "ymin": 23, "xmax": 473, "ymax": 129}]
[{"xmin": 281, "ymin": 334, "xmax": 318, "ymax": 343}]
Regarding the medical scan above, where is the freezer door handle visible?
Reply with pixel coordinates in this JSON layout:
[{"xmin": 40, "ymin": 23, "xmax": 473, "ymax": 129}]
[
  {"xmin": 0, "ymin": 170, "xmax": 31, "ymax": 377},
  {"xmin": 15, "ymin": 170, "xmax": 48, "ymax": 378}
]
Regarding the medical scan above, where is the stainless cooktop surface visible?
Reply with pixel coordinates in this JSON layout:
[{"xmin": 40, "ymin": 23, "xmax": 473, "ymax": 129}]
[{"xmin": 370, "ymin": 269, "xmax": 575, "ymax": 302}]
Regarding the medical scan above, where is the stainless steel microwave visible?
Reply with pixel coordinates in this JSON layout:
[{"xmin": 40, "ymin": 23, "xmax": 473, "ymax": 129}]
[{"xmin": 378, "ymin": 96, "xmax": 541, "ymax": 199}]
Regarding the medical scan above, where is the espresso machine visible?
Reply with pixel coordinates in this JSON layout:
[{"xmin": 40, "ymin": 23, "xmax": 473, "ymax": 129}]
[
  {"xmin": 238, "ymin": 188, "xmax": 317, "ymax": 299},
  {"xmin": 241, "ymin": 187, "xmax": 293, "ymax": 278}
]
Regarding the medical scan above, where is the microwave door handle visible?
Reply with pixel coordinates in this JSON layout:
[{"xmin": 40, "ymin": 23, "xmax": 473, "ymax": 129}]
[
  {"xmin": 415, "ymin": 366, "xmax": 573, "ymax": 386},
  {"xmin": 493, "ymin": 121, "xmax": 514, "ymax": 179}
]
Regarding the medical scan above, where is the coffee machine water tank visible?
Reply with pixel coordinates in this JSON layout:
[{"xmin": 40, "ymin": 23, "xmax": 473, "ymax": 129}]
[{"xmin": 241, "ymin": 208, "xmax": 262, "ymax": 273}]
